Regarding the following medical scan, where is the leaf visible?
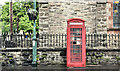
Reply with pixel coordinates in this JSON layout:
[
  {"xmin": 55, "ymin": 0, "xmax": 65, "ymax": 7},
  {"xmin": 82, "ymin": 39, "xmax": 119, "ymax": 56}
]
[{"xmin": 1, "ymin": 2, "xmax": 39, "ymax": 34}]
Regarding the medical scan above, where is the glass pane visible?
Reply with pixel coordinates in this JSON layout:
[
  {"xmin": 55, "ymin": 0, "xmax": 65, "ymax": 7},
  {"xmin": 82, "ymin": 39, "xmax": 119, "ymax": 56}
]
[
  {"xmin": 72, "ymin": 33, "xmax": 80, "ymax": 36},
  {"xmin": 73, "ymin": 50, "xmax": 80, "ymax": 53},
  {"xmin": 74, "ymin": 37, "xmax": 81, "ymax": 40},
  {"xmin": 73, "ymin": 45, "xmax": 80, "ymax": 49},
  {"xmin": 113, "ymin": 2, "xmax": 120, "ymax": 27},
  {"xmin": 73, "ymin": 28, "xmax": 80, "ymax": 32},
  {"xmin": 70, "ymin": 28, "xmax": 73, "ymax": 31},
  {"xmin": 70, "ymin": 28, "xmax": 82, "ymax": 62},
  {"xmin": 70, "ymin": 38, "xmax": 82, "ymax": 45},
  {"xmin": 70, "ymin": 37, "xmax": 74, "ymax": 40}
]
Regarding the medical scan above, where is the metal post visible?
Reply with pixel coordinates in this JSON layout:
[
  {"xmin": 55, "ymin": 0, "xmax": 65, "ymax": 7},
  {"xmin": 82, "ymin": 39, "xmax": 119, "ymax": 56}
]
[
  {"xmin": 10, "ymin": 0, "xmax": 13, "ymax": 40},
  {"xmin": 32, "ymin": 0, "xmax": 37, "ymax": 67}
]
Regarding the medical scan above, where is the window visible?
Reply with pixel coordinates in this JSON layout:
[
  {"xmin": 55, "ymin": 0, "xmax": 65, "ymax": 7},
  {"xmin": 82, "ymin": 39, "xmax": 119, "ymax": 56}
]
[{"xmin": 113, "ymin": 1, "xmax": 120, "ymax": 28}]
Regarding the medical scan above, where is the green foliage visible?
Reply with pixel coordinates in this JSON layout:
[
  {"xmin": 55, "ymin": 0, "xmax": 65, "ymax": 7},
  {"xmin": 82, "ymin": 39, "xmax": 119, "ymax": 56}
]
[
  {"xmin": 0, "ymin": 22, "xmax": 2, "ymax": 32},
  {"xmin": 106, "ymin": 58, "xmax": 110, "ymax": 62},
  {"xmin": 2, "ymin": 23, "xmax": 10, "ymax": 33},
  {"xmin": 37, "ymin": 55, "xmax": 40, "ymax": 61},
  {"xmin": 93, "ymin": 62, "xmax": 97, "ymax": 65},
  {"xmin": 98, "ymin": 57, "xmax": 101, "ymax": 60},
  {"xmin": 101, "ymin": 56, "xmax": 104, "ymax": 59},
  {"xmin": 41, "ymin": 55, "xmax": 47, "ymax": 58},
  {"xmin": 19, "ymin": 15, "xmax": 33, "ymax": 32},
  {"xmin": 0, "ymin": 2, "xmax": 39, "ymax": 34},
  {"xmin": 86, "ymin": 53, "xmax": 89, "ymax": 56},
  {"xmin": 9, "ymin": 57, "xmax": 13, "ymax": 60},
  {"xmin": 116, "ymin": 56, "xmax": 120, "ymax": 60}
]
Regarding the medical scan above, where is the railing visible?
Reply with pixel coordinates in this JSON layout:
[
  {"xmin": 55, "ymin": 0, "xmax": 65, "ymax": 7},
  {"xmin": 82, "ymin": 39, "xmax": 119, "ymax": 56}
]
[
  {"xmin": 0, "ymin": 33, "xmax": 120, "ymax": 48},
  {"xmin": 38, "ymin": 33, "xmax": 67, "ymax": 48},
  {"xmin": 86, "ymin": 34, "xmax": 120, "ymax": 48},
  {"xmin": 0, "ymin": 33, "xmax": 120, "ymax": 66}
]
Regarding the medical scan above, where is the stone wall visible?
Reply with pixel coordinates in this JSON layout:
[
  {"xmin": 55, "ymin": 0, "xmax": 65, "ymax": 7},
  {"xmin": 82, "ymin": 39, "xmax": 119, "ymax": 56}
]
[
  {"xmin": 0, "ymin": 51, "xmax": 120, "ymax": 66},
  {"xmin": 39, "ymin": 2, "xmax": 108, "ymax": 34}
]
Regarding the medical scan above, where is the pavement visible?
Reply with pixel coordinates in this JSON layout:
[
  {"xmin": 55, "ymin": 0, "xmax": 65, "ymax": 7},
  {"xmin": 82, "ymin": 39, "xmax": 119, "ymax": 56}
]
[{"xmin": 1, "ymin": 65, "xmax": 120, "ymax": 71}]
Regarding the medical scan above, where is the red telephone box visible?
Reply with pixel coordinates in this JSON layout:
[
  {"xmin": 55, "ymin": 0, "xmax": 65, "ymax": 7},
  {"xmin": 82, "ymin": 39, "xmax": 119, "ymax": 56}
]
[{"xmin": 67, "ymin": 18, "xmax": 86, "ymax": 67}]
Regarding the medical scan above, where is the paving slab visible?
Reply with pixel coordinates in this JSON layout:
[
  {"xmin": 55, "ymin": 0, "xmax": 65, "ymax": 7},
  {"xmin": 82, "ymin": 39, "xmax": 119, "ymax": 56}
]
[{"xmin": 1, "ymin": 65, "xmax": 120, "ymax": 71}]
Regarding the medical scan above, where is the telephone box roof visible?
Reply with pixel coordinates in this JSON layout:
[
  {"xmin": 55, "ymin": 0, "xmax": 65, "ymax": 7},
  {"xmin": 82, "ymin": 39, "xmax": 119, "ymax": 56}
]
[{"xmin": 67, "ymin": 18, "xmax": 85, "ymax": 22}]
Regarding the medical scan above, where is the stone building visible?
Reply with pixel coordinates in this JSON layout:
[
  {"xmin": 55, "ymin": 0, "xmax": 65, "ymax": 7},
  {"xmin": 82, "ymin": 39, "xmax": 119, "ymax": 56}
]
[{"xmin": 39, "ymin": 0, "xmax": 120, "ymax": 34}]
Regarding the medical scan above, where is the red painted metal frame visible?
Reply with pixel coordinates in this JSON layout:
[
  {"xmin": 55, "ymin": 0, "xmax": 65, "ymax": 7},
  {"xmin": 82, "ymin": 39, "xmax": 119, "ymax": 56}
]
[{"xmin": 67, "ymin": 18, "xmax": 86, "ymax": 67}]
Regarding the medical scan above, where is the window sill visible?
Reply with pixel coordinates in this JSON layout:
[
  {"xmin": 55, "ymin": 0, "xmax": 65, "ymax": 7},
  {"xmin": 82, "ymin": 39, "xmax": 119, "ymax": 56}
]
[{"xmin": 107, "ymin": 28, "xmax": 120, "ymax": 31}]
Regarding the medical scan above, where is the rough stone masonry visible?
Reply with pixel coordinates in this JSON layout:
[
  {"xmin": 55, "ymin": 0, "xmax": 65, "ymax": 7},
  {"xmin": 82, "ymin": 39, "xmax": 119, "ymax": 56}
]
[{"xmin": 39, "ymin": 1, "xmax": 111, "ymax": 34}]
